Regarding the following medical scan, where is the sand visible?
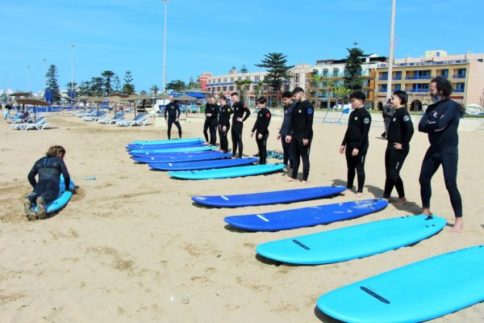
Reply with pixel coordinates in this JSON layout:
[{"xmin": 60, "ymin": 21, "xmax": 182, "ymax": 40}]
[{"xmin": 0, "ymin": 111, "xmax": 483, "ymax": 323}]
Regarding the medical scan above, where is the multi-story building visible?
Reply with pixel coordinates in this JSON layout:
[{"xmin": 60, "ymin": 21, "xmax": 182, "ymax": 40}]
[
  {"xmin": 374, "ymin": 50, "xmax": 484, "ymax": 110},
  {"xmin": 312, "ymin": 54, "xmax": 386, "ymax": 108},
  {"xmin": 204, "ymin": 64, "xmax": 314, "ymax": 106},
  {"xmin": 197, "ymin": 72, "xmax": 212, "ymax": 92}
]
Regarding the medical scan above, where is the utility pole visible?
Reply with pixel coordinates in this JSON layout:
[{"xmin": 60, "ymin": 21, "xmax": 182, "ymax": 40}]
[
  {"xmin": 162, "ymin": 0, "xmax": 168, "ymax": 93},
  {"xmin": 386, "ymin": 0, "xmax": 397, "ymax": 99}
]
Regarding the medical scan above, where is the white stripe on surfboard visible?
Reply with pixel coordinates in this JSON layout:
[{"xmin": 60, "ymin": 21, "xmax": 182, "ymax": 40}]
[
  {"xmin": 220, "ymin": 195, "xmax": 229, "ymax": 201},
  {"xmin": 256, "ymin": 214, "xmax": 269, "ymax": 222}
]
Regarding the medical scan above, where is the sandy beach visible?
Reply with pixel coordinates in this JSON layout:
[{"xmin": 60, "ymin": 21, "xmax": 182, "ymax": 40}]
[{"xmin": 0, "ymin": 111, "xmax": 483, "ymax": 323}]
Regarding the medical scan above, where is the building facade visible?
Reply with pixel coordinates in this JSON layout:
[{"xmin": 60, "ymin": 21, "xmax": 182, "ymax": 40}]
[{"xmin": 374, "ymin": 50, "xmax": 484, "ymax": 110}]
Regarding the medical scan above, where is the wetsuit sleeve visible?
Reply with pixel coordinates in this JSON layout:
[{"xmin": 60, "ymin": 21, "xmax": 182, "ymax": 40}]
[
  {"xmin": 425, "ymin": 104, "xmax": 459, "ymax": 132},
  {"xmin": 251, "ymin": 114, "xmax": 259, "ymax": 133},
  {"xmin": 164, "ymin": 105, "xmax": 168, "ymax": 120},
  {"xmin": 401, "ymin": 112, "xmax": 414, "ymax": 145},
  {"xmin": 27, "ymin": 162, "xmax": 38, "ymax": 188},
  {"xmin": 205, "ymin": 104, "xmax": 210, "ymax": 117},
  {"xmin": 287, "ymin": 106, "xmax": 295, "ymax": 137},
  {"xmin": 60, "ymin": 160, "xmax": 71, "ymax": 191},
  {"xmin": 242, "ymin": 106, "xmax": 251, "ymax": 122},
  {"xmin": 418, "ymin": 109, "xmax": 431, "ymax": 133},
  {"xmin": 304, "ymin": 103, "xmax": 314, "ymax": 139},
  {"xmin": 260, "ymin": 110, "xmax": 271, "ymax": 133},
  {"xmin": 341, "ymin": 129, "xmax": 349, "ymax": 146},
  {"xmin": 357, "ymin": 113, "xmax": 371, "ymax": 149},
  {"xmin": 176, "ymin": 105, "xmax": 181, "ymax": 119}
]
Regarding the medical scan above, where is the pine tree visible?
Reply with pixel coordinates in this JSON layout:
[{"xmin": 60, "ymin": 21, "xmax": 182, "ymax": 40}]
[
  {"xmin": 166, "ymin": 80, "xmax": 186, "ymax": 92},
  {"xmin": 123, "ymin": 71, "xmax": 135, "ymax": 95},
  {"xmin": 344, "ymin": 46, "xmax": 365, "ymax": 90},
  {"xmin": 90, "ymin": 77, "xmax": 104, "ymax": 96},
  {"xmin": 256, "ymin": 53, "xmax": 293, "ymax": 103},
  {"xmin": 240, "ymin": 65, "xmax": 248, "ymax": 73},
  {"xmin": 113, "ymin": 75, "xmax": 121, "ymax": 93},
  {"xmin": 150, "ymin": 85, "xmax": 159, "ymax": 97},
  {"xmin": 101, "ymin": 70, "xmax": 115, "ymax": 96},
  {"xmin": 45, "ymin": 65, "xmax": 61, "ymax": 103}
]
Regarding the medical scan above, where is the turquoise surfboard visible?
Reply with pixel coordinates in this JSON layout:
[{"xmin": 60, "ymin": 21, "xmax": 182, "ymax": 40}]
[
  {"xmin": 317, "ymin": 245, "xmax": 484, "ymax": 323},
  {"xmin": 256, "ymin": 215, "xmax": 446, "ymax": 265},
  {"xmin": 32, "ymin": 176, "xmax": 74, "ymax": 214},
  {"xmin": 129, "ymin": 145, "xmax": 214, "ymax": 156},
  {"xmin": 129, "ymin": 137, "xmax": 203, "ymax": 146},
  {"xmin": 169, "ymin": 163, "xmax": 285, "ymax": 180}
]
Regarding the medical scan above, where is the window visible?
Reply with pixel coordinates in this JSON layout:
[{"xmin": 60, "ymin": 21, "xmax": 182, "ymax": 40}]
[
  {"xmin": 322, "ymin": 69, "xmax": 329, "ymax": 77},
  {"xmin": 394, "ymin": 71, "xmax": 402, "ymax": 80},
  {"xmin": 230, "ymin": 77, "xmax": 234, "ymax": 82},
  {"xmin": 379, "ymin": 72, "xmax": 388, "ymax": 80},
  {"xmin": 295, "ymin": 74, "xmax": 300, "ymax": 83},
  {"xmin": 393, "ymin": 84, "xmax": 401, "ymax": 91},
  {"xmin": 333, "ymin": 68, "xmax": 339, "ymax": 77},
  {"xmin": 223, "ymin": 78, "xmax": 227, "ymax": 83},
  {"xmin": 218, "ymin": 78, "xmax": 221, "ymax": 83},
  {"xmin": 439, "ymin": 69, "xmax": 449, "ymax": 78},
  {"xmin": 255, "ymin": 76, "xmax": 260, "ymax": 81},
  {"xmin": 237, "ymin": 77, "xmax": 242, "ymax": 81}
]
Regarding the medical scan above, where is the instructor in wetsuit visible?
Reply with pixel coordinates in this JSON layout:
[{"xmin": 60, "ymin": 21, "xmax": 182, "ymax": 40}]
[
  {"xmin": 418, "ymin": 76, "xmax": 464, "ymax": 233},
  {"xmin": 25, "ymin": 145, "xmax": 71, "ymax": 220},
  {"xmin": 164, "ymin": 96, "xmax": 182, "ymax": 140},
  {"xmin": 203, "ymin": 97, "xmax": 219, "ymax": 145}
]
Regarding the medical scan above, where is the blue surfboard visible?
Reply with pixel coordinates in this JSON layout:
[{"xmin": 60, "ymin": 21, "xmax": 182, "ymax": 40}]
[
  {"xmin": 316, "ymin": 245, "xmax": 484, "ymax": 323},
  {"xmin": 32, "ymin": 176, "xmax": 75, "ymax": 214},
  {"xmin": 150, "ymin": 157, "xmax": 258, "ymax": 171},
  {"xmin": 129, "ymin": 137, "xmax": 203, "ymax": 146},
  {"xmin": 127, "ymin": 141, "xmax": 205, "ymax": 151},
  {"xmin": 192, "ymin": 185, "xmax": 346, "ymax": 208},
  {"xmin": 169, "ymin": 163, "xmax": 285, "ymax": 180},
  {"xmin": 256, "ymin": 215, "xmax": 446, "ymax": 265},
  {"xmin": 129, "ymin": 145, "xmax": 215, "ymax": 157},
  {"xmin": 225, "ymin": 198, "xmax": 388, "ymax": 231},
  {"xmin": 134, "ymin": 151, "xmax": 232, "ymax": 164}
]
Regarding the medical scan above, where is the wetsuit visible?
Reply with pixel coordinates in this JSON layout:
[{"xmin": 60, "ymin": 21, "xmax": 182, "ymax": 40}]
[
  {"xmin": 203, "ymin": 103, "xmax": 219, "ymax": 145},
  {"xmin": 252, "ymin": 107, "xmax": 272, "ymax": 164},
  {"xmin": 231, "ymin": 102, "xmax": 251, "ymax": 158},
  {"xmin": 341, "ymin": 107, "xmax": 371, "ymax": 192},
  {"xmin": 279, "ymin": 103, "xmax": 294, "ymax": 167},
  {"xmin": 164, "ymin": 102, "xmax": 182, "ymax": 139},
  {"xmin": 218, "ymin": 104, "xmax": 233, "ymax": 152},
  {"xmin": 418, "ymin": 98, "xmax": 462, "ymax": 218},
  {"xmin": 287, "ymin": 100, "xmax": 314, "ymax": 181},
  {"xmin": 27, "ymin": 156, "xmax": 70, "ymax": 204},
  {"xmin": 383, "ymin": 107, "xmax": 414, "ymax": 199}
]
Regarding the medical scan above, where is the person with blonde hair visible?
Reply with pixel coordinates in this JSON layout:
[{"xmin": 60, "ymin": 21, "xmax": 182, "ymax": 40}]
[{"xmin": 24, "ymin": 145, "xmax": 71, "ymax": 220}]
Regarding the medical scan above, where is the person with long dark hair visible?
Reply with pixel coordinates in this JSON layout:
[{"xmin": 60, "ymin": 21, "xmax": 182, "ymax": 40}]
[
  {"xmin": 419, "ymin": 76, "xmax": 463, "ymax": 232},
  {"xmin": 383, "ymin": 90, "xmax": 414, "ymax": 204}
]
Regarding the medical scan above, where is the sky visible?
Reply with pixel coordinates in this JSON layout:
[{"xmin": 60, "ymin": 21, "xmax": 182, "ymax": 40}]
[{"xmin": 1, "ymin": 0, "xmax": 483, "ymax": 92}]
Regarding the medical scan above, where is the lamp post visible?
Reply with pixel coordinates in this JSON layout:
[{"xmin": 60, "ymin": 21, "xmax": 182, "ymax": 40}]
[
  {"xmin": 70, "ymin": 44, "xmax": 76, "ymax": 107},
  {"xmin": 161, "ymin": 0, "xmax": 168, "ymax": 93},
  {"xmin": 27, "ymin": 65, "xmax": 31, "ymax": 94},
  {"xmin": 386, "ymin": 0, "xmax": 397, "ymax": 100}
]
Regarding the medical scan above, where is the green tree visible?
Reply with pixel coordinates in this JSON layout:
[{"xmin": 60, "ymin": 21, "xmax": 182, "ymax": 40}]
[
  {"xmin": 90, "ymin": 77, "xmax": 104, "ymax": 96},
  {"xmin": 45, "ymin": 64, "xmax": 61, "ymax": 103},
  {"xmin": 101, "ymin": 70, "xmax": 115, "ymax": 96},
  {"xmin": 344, "ymin": 46, "xmax": 365, "ymax": 90},
  {"xmin": 66, "ymin": 82, "xmax": 78, "ymax": 101},
  {"xmin": 123, "ymin": 71, "xmax": 135, "ymax": 95},
  {"xmin": 187, "ymin": 76, "xmax": 199, "ymax": 89},
  {"xmin": 166, "ymin": 80, "xmax": 186, "ymax": 92},
  {"xmin": 113, "ymin": 75, "xmax": 121, "ymax": 93},
  {"xmin": 150, "ymin": 85, "xmax": 159, "ymax": 97},
  {"xmin": 256, "ymin": 53, "xmax": 293, "ymax": 104},
  {"xmin": 78, "ymin": 81, "xmax": 91, "ymax": 96},
  {"xmin": 235, "ymin": 79, "xmax": 252, "ymax": 104}
]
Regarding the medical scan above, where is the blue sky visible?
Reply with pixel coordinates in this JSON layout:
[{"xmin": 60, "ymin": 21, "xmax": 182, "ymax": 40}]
[{"xmin": 1, "ymin": 0, "xmax": 483, "ymax": 92}]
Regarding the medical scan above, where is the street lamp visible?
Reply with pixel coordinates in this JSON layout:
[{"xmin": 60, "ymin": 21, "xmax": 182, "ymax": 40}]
[
  {"xmin": 70, "ymin": 44, "xmax": 75, "ymax": 107},
  {"xmin": 386, "ymin": 0, "xmax": 397, "ymax": 100},
  {"xmin": 161, "ymin": 0, "xmax": 168, "ymax": 93}
]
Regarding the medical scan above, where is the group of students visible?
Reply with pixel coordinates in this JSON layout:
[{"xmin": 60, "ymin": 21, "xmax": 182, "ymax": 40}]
[
  {"xmin": 198, "ymin": 88, "xmax": 314, "ymax": 178},
  {"xmin": 23, "ymin": 76, "xmax": 464, "ymax": 232},
  {"xmin": 339, "ymin": 75, "xmax": 463, "ymax": 232}
]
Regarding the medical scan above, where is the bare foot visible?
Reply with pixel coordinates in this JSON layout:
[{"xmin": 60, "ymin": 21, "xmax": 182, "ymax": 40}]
[
  {"xmin": 449, "ymin": 218, "xmax": 464, "ymax": 233},
  {"xmin": 355, "ymin": 192, "xmax": 363, "ymax": 199},
  {"xmin": 422, "ymin": 208, "xmax": 432, "ymax": 216},
  {"xmin": 392, "ymin": 197, "xmax": 407, "ymax": 206},
  {"xmin": 301, "ymin": 180, "xmax": 309, "ymax": 184},
  {"xmin": 342, "ymin": 188, "xmax": 353, "ymax": 195},
  {"xmin": 287, "ymin": 178, "xmax": 298, "ymax": 182}
]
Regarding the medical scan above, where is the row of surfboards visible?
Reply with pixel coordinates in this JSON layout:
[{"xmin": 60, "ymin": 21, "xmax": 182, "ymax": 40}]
[
  {"xmin": 127, "ymin": 137, "xmax": 484, "ymax": 322},
  {"xmin": 126, "ymin": 137, "xmax": 285, "ymax": 179}
]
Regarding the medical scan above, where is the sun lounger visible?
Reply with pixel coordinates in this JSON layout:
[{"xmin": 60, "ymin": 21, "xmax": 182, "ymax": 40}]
[
  {"xmin": 116, "ymin": 114, "xmax": 148, "ymax": 127},
  {"xmin": 12, "ymin": 117, "xmax": 48, "ymax": 130},
  {"xmin": 100, "ymin": 112, "xmax": 125, "ymax": 124}
]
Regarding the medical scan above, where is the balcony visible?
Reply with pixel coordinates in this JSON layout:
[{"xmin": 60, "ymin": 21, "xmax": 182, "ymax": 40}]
[
  {"xmin": 453, "ymin": 74, "xmax": 466, "ymax": 79},
  {"xmin": 454, "ymin": 88, "xmax": 465, "ymax": 93},
  {"xmin": 405, "ymin": 75, "xmax": 432, "ymax": 80},
  {"xmin": 406, "ymin": 88, "xmax": 429, "ymax": 93}
]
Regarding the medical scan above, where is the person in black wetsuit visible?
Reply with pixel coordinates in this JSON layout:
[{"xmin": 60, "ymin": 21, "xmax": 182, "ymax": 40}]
[
  {"xmin": 230, "ymin": 92, "xmax": 251, "ymax": 158},
  {"xmin": 25, "ymin": 145, "xmax": 71, "ymax": 220},
  {"xmin": 218, "ymin": 96, "xmax": 233, "ymax": 153},
  {"xmin": 418, "ymin": 76, "xmax": 463, "ymax": 233},
  {"xmin": 383, "ymin": 90, "xmax": 414, "ymax": 204},
  {"xmin": 251, "ymin": 97, "xmax": 271, "ymax": 164},
  {"xmin": 340, "ymin": 91, "xmax": 372, "ymax": 197},
  {"xmin": 285, "ymin": 87, "xmax": 314, "ymax": 183},
  {"xmin": 277, "ymin": 91, "xmax": 294, "ymax": 168},
  {"xmin": 164, "ymin": 96, "xmax": 182, "ymax": 140},
  {"xmin": 203, "ymin": 97, "xmax": 219, "ymax": 145}
]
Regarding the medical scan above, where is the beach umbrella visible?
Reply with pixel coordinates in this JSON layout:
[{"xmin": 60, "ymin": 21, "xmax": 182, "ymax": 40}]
[
  {"xmin": 16, "ymin": 97, "xmax": 48, "ymax": 122},
  {"xmin": 9, "ymin": 91, "xmax": 32, "ymax": 98}
]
